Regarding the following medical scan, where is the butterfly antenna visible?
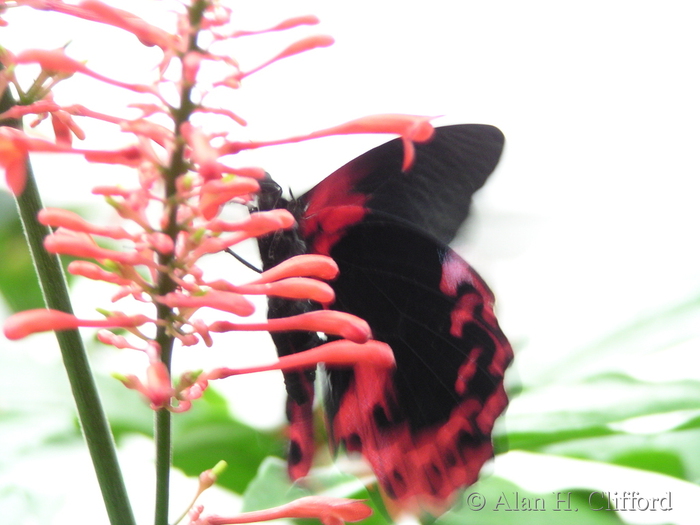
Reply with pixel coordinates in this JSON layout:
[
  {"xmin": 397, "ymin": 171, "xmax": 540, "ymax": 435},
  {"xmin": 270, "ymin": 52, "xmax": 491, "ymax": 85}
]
[{"xmin": 225, "ymin": 247, "xmax": 263, "ymax": 274}]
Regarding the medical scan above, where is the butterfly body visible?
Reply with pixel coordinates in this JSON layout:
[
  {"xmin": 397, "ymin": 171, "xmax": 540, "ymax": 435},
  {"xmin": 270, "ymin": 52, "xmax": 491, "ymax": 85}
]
[{"xmin": 256, "ymin": 124, "xmax": 512, "ymax": 511}]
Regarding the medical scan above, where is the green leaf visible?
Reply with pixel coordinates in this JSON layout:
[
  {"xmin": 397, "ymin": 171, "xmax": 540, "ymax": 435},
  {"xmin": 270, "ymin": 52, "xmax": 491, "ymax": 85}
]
[
  {"xmin": 540, "ymin": 428, "xmax": 700, "ymax": 483},
  {"xmin": 241, "ymin": 457, "xmax": 309, "ymax": 512},
  {"xmin": 505, "ymin": 375, "xmax": 700, "ymax": 449},
  {"xmin": 171, "ymin": 389, "xmax": 285, "ymax": 494},
  {"xmin": 612, "ymin": 450, "xmax": 685, "ymax": 480}
]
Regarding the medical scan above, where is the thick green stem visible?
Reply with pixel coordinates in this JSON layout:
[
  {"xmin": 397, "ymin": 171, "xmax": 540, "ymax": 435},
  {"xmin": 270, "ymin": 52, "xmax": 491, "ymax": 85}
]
[{"xmin": 2, "ymin": 90, "xmax": 136, "ymax": 525}]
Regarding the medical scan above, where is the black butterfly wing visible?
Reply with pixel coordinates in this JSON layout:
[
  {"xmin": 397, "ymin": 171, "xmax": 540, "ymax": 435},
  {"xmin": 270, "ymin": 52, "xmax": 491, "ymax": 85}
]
[
  {"xmin": 299, "ymin": 124, "xmax": 505, "ymax": 248},
  {"xmin": 318, "ymin": 215, "xmax": 512, "ymax": 508},
  {"xmin": 257, "ymin": 124, "xmax": 511, "ymax": 510}
]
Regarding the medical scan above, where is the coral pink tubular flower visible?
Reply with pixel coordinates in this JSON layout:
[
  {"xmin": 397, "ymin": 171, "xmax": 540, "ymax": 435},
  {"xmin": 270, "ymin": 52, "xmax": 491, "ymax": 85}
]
[
  {"xmin": 207, "ymin": 209, "xmax": 294, "ymax": 234},
  {"xmin": 77, "ymin": 0, "xmax": 179, "ymax": 51},
  {"xmin": 82, "ymin": 145, "xmax": 145, "ymax": 166},
  {"xmin": 219, "ymin": 114, "xmax": 434, "ymax": 170},
  {"xmin": 0, "ymin": 129, "xmax": 149, "ymax": 193},
  {"xmin": 3, "ymin": 309, "xmax": 150, "ymax": 340},
  {"xmin": 117, "ymin": 361, "xmax": 174, "ymax": 409},
  {"xmin": 14, "ymin": 49, "xmax": 153, "ymax": 94},
  {"xmin": 228, "ymin": 15, "xmax": 320, "ymax": 38},
  {"xmin": 189, "ymin": 223, "xmax": 290, "ymax": 260},
  {"xmin": 209, "ymin": 339, "xmax": 394, "ymax": 380},
  {"xmin": 210, "ymin": 310, "xmax": 371, "ymax": 343},
  {"xmin": 0, "ymin": 100, "xmax": 61, "ymax": 120},
  {"xmin": 12, "ymin": 0, "xmax": 177, "ymax": 50},
  {"xmin": 144, "ymin": 232, "xmax": 175, "ymax": 255},
  {"xmin": 247, "ymin": 254, "xmax": 339, "ymax": 284},
  {"xmin": 198, "ymin": 177, "xmax": 261, "ymax": 220},
  {"xmin": 97, "ymin": 329, "xmax": 146, "ymax": 351},
  {"xmin": 181, "ymin": 122, "xmax": 220, "ymax": 180},
  {"xmin": 197, "ymin": 496, "xmax": 372, "ymax": 525},
  {"xmin": 223, "ymin": 278, "xmax": 335, "ymax": 305},
  {"xmin": 192, "ymin": 319, "xmax": 213, "ymax": 348},
  {"xmin": 159, "ymin": 290, "xmax": 255, "ymax": 317},
  {"xmin": 38, "ymin": 208, "xmax": 134, "ymax": 240},
  {"xmin": 44, "ymin": 230, "xmax": 155, "ymax": 267},
  {"xmin": 194, "ymin": 106, "xmax": 247, "ymax": 127},
  {"xmin": 67, "ymin": 260, "xmax": 132, "ymax": 285},
  {"xmin": 51, "ymin": 108, "xmax": 86, "ymax": 145},
  {"xmin": 120, "ymin": 119, "xmax": 174, "ymax": 150},
  {"xmin": 0, "ymin": 131, "xmax": 29, "ymax": 195},
  {"xmin": 182, "ymin": 51, "xmax": 204, "ymax": 85},
  {"xmin": 236, "ymin": 35, "xmax": 334, "ymax": 79}
]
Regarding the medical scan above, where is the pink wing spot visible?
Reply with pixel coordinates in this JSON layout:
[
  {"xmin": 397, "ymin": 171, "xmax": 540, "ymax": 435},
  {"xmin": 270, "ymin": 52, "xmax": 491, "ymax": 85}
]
[
  {"xmin": 454, "ymin": 347, "xmax": 482, "ymax": 395},
  {"xmin": 439, "ymin": 250, "xmax": 475, "ymax": 297},
  {"xmin": 449, "ymin": 293, "xmax": 481, "ymax": 338}
]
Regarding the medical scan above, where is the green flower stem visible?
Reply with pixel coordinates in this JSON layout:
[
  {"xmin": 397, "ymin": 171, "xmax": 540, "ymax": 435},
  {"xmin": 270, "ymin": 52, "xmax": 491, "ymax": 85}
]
[
  {"xmin": 2, "ymin": 88, "xmax": 136, "ymax": 525},
  {"xmin": 152, "ymin": 4, "xmax": 210, "ymax": 524}
]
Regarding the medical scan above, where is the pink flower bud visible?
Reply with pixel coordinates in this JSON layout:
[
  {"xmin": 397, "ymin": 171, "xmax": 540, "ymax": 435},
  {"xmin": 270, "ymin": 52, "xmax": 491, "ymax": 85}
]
[
  {"xmin": 117, "ymin": 362, "xmax": 174, "ymax": 409},
  {"xmin": 210, "ymin": 310, "xmax": 370, "ymax": 343},
  {"xmin": 3, "ymin": 309, "xmax": 150, "ymax": 340},
  {"xmin": 159, "ymin": 291, "xmax": 255, "ymax": 317},
  {"xmin": 145, "ymin": 361, "xmax": 173, "ymax": 406},
  {"xmin": 177, "ymin": 332, "xmax": 201, "ymax": 347},
  {"xmin": 197, "ymin": 460, "xmax": 227, "ymax": 492},
  {"xmin": 248, "ymin": 254, "xmax": 339, "ymax": 284},
  {"xmin": 97, "ymin": 329, "xmax": 145, "ymax": 350},
  {"xmin": 68, "ymin": 260, "xmax": 131, "ymax": 285}
]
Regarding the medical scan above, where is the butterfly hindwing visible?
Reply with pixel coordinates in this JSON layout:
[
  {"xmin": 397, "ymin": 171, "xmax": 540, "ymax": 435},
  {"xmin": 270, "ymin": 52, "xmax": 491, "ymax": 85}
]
[
  {"xmin": 319, "ymin": 216, "xmax": 512, "ymax": 508},
  {"xmin": 256, "ymin": 124, "xmax": 511, "ymax": 511}
]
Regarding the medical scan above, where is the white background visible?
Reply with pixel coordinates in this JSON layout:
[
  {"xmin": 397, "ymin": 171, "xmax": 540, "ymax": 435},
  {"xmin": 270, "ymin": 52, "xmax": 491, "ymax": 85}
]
[{"xmin": 1, "ymin": 1, "xmax": 700, "ymax": 524}]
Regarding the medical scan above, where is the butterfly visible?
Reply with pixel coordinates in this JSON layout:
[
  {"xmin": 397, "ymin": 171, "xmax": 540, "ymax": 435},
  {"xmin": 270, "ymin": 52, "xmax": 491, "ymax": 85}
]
[{"xmin": 255, "ymin": 124, "xmax": 513, "ymax": 513}]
